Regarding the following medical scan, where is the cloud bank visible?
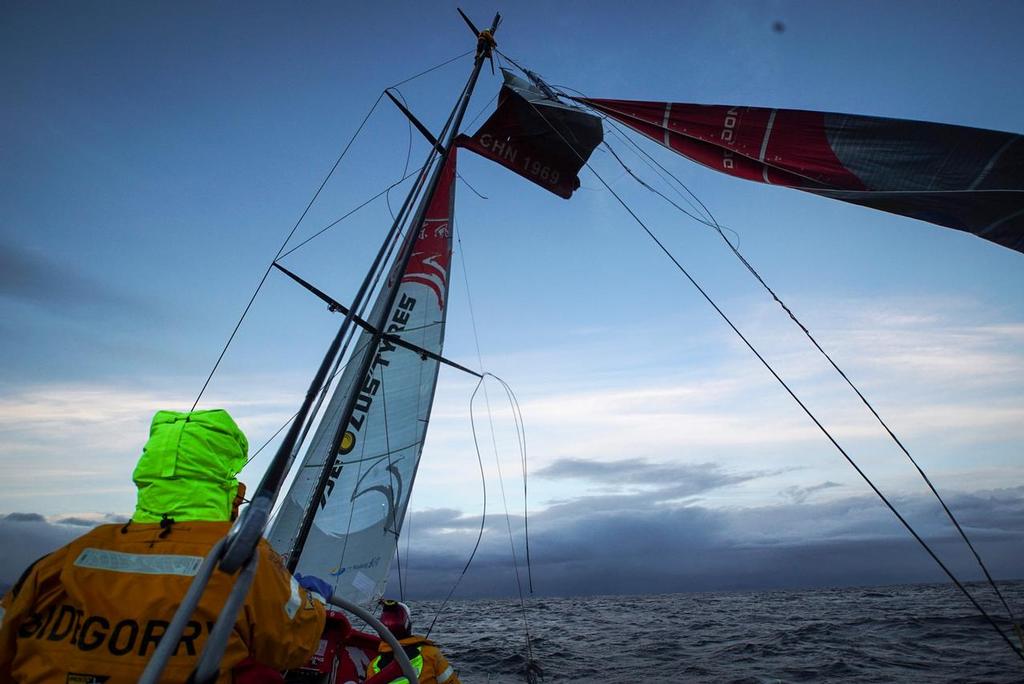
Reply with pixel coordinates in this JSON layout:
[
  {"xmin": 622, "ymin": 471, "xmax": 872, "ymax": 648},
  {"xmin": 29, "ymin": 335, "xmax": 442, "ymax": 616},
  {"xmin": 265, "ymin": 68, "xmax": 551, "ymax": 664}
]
[
  {"xmin": 388, "ymin": 482, "xmax": 1023, "ymax": 601},
  {"xmin": 0, "ymin": 513, "xmax": 127, "ymax": 591},
  {"xmin": 2, "ymin": 484, "xmax": 1020, "ymax": 608}
]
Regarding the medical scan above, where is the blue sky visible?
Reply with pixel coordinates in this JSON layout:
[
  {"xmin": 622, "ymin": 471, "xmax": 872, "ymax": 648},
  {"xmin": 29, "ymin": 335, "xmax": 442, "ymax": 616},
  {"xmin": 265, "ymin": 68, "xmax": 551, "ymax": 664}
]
[{"xmin": 2, "ymin": 1, "xmax": 1023, "ymax": 605}]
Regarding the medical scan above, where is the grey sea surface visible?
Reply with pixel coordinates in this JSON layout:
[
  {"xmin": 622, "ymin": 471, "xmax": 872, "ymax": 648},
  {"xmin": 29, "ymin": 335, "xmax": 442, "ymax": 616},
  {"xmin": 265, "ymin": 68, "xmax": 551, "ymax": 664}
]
[{"xmin": 404, "ymin": 581, "xmax": 1024, "ymax": 683}]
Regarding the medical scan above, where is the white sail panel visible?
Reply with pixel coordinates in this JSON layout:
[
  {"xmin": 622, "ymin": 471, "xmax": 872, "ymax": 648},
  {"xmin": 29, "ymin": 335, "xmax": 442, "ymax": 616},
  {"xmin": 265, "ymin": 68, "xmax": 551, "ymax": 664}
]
[{"xmin": 268, "ymin": 152, "xmax": 458, "ymax": 605}]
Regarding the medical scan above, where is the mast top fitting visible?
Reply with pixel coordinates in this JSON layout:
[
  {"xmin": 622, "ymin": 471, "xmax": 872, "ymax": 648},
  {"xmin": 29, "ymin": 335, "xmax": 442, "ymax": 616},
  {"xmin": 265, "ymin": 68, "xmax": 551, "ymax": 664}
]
[{"xmin": 476, "ymin": 28, "xmax": 497, "ymax": 58}]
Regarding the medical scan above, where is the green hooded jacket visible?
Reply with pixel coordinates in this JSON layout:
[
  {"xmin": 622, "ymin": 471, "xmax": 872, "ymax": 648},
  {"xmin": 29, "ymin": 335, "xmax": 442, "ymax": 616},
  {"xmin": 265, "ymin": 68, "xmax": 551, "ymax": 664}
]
[{"xmin": 132, "ymin": 409, "xmax": 248, "ymax": 523}]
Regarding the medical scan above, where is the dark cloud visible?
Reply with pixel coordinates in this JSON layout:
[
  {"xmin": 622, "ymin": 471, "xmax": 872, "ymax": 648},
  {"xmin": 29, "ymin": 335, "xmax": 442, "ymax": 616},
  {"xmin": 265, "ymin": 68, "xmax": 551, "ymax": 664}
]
[
  {"xmin": 388, "ymin": 487, "xmax": 1024, "ymax": 600},
  {"xmin": 0, "ymin": 513, "xmax": 131, "ymax": 586},
  {"xmin": 0, "ymin": 239, "xmax": 172, "ymax": 381},
  {"xmin": 4, "ymin": 490, "xmax": 1021, "ymax": 606},
  {"xmin": 4, "ymin": 512, "xmax": 46, "ymax": 522},
  {"xmin": 55, "ymin": 514, "xmax": 129, "ymax": 527},
  {"xmin": 0, "ymin": 239, "xmax": 139, "ymax": 314},
  {"xmin": 0, "ymin": 517, "xmax": 81, "ymax": 584}
]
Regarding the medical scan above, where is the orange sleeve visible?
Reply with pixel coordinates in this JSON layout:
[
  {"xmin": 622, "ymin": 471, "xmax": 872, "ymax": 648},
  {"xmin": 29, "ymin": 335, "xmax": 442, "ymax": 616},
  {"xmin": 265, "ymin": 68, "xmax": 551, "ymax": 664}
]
[
  {"xmin": 244, "ymin": 541, "xmax": 326, "ymax": 670},
  {"xmin": 430, "ymin": 646, "xmax": 460, "ymax": 684},
  {"xmin": 0, "ymin": 583, "xmax": 25, "ymax": 684}
]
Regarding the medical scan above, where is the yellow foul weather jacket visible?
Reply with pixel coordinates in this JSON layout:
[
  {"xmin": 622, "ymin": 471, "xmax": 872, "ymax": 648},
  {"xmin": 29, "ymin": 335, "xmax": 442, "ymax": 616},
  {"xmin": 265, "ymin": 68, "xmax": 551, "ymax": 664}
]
[
  {"xmin": 0, "ymin": 520, "xmax": 325, "ymax": 683},
  {"xmin": 368, "ymin": 635, "xmax": 460, "ymax": 684}
]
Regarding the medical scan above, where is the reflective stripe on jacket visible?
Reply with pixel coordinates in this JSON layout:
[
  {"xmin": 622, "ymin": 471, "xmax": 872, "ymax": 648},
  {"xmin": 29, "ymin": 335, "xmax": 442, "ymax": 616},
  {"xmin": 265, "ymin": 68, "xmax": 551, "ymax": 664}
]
[
  {"xmin": 0, "ymin": 521, "xmax": 325, "ymax": 683},
  {"xmin": 366, "ymin": 635, "xmax": 460, "ymax": 684}
]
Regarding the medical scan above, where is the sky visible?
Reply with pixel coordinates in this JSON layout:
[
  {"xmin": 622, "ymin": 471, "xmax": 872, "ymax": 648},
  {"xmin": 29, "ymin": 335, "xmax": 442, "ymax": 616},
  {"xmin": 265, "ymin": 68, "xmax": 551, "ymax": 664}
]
[{"xmin": 2, "ymin": 0, "xmax": 1023, "ymax": 617}]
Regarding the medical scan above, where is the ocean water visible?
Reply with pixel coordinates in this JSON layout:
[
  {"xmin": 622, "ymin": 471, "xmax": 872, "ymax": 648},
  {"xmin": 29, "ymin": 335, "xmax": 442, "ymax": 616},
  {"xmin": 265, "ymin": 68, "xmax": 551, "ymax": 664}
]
[{"xmin": 404, "ymin": 582, "xmax": 1024, "ymax": 683}]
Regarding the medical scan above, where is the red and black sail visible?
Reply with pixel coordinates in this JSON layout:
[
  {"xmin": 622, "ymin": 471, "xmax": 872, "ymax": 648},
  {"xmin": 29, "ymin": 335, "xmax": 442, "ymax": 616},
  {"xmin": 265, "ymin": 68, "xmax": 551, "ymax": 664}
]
[
  {"xmin": 458, "ymin": 70, "xmax": 603, "ymax": 199},
  {"xmin": 583, "ymin": 98, "xmax": 1024, "ymax": 254}
]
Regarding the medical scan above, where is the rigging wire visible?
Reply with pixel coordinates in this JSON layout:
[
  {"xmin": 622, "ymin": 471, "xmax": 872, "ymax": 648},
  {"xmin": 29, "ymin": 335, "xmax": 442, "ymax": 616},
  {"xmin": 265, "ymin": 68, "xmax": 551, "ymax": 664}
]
[
  {"xmin": 295, "ymin": 212, "xmax": 419, "ymax": 571},
  {"xmin": 240, "ymin": 413, "xmax": 296, "ymax": 471},
  {"xmin": 515, "ymin": 83, "xmax": 1024, "ymax": 663},
  {"xmin": 595, "ymin": 114, "xmax": 1021, "ymax": 628},
  {"xmin": 456, "ymin": 175, "xmax": 489, "ymax": 201},
  {"xmin": 456, "ymin": 217, "xmax": 531, "ymax": 615},
  {"xmin": 489, "ymin": 374, "xmax": 534, "ymax": 593},
  {"xmin": 423, "ymin": 372, "xmax": 488, "ymax": 639},
  {"xmin": 505, "ymin": 55, "xmax": 1021, "ymax": 648},
  {"xmin": 448, "ymin": 165, "xmax": 528, "ymax": 619},
  {"xmin": 388, "ymin": 85, "xmax": 491, "ymax": 203},
  {"xmin": 190, "ymin": 91, "xmax": 385, "ymax": 411},
  {"xmin": 277, "ymin": 166, "xmax": 424, "ymax": 261},
  {"xmin": 379, "ymin": 369, "xmax": 405, "ymax": 602},
  {"xmin": 466, "ymin": 90, "xmax": 499, "ymax": 130},
  {"xmin": 280, "ymin": 79, "xmax": 461, "ymax": 550},
  {"xmin": 403, "ymin": 508, "xmax": 412, "ymax": 600},
  {"xmin": 420, "ymin": 371, "xmax": 532, "ymax": 644},
  {"xmin": 481, "ymin": 374, "xmax": 533, "ymax": 653},
  {"xmin": 387, "ymin": 50, "xmax": 474, "ymax": 90},
  {"xmin": 286, "ymin": 50, "xmax": 489, "ymax": 579},
  {"xmin": 237, "ymin": 310, "xmax": 383, "ymax": 473},
  {"xmin": 289, "ymin": 43, "xmax": 494, "ymax": 573},
  {"xmin": 422, "ymin": 223, "xmax": 490, "ymax": 637},
  {"xmin": 394, "ymin": 540, "xmax": 405, "ymax": 602},
  {"xmin": 385, "ymin": 89, "xmax": 416, "ymax": 221},
  {"xmin": 601, "ymin": 123, "xmax": 730, "ymax": 235},
  {"xmin": 424, "ymin": 223, "xmax": 537, "ymax": 670},
  {"xmin": 454, "ymin": 89, "xmax": 500, "ymax": 201},
  {"xmin": 423, "ymin": 222, "xmax": 537, "ymax": 663},
  {"xmin": 238, "ymin": 334, "xmax": 375, "ymax": 553},
  {"xmin": 190, "ymin": 48, "xmax": 475, "ymax": 411}
]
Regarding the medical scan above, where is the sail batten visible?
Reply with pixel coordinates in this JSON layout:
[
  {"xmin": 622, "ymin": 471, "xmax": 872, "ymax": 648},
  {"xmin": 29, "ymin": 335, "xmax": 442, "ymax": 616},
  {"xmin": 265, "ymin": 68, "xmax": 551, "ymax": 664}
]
[
  {"xmin": 268, "ymin": 151, "xmax": 459, "ymax": 606},
  {"xmin": 584, "ymin": 98, "xmax": 1024, "ymax": 253}
]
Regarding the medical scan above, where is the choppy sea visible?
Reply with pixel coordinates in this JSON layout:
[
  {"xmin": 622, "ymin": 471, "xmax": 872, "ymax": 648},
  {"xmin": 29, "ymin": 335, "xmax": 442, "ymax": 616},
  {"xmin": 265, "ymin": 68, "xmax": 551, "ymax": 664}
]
[{"xmin": 401, "ymin": 581, "xmax": 1024, "ymax": 683}]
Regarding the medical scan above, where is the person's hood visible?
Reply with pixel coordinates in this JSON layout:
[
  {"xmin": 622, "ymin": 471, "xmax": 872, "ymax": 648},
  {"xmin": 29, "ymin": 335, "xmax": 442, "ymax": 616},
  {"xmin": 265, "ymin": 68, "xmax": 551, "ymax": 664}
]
[{"xmin": 132, "ymin": 409, "xmax": 248, "ymax": 523}]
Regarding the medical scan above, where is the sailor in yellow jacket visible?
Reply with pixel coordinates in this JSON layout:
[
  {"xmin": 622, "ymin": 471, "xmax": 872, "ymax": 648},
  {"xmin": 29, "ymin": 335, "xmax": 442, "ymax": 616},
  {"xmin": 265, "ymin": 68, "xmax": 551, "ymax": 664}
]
[
  {"xmin": 365, "ymin": 600, "xmax": 460, "ymax": 684},
  {"xmin": 0, "ymin": 409, "xmax": 326, "ymax": 683}
]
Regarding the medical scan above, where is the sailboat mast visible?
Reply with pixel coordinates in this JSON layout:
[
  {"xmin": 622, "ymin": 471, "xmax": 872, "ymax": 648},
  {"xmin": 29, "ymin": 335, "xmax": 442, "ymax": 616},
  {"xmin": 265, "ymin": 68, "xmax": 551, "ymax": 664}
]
[{"xmin": 284, "ymin": 12, "xmax": 501, "ymax": 571}]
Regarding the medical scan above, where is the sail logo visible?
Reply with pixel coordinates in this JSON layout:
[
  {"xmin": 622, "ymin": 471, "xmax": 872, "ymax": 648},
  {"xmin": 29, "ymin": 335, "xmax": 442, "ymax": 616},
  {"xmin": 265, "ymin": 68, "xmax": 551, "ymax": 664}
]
[
  {"xmin": 338, "ymin": 431, "xmax": 355, "ymax": 455},
  {"xmin": 719, "ymin": 107, "xmax": 740, "ymax": 144},
  {"xmin": 718, "ymin": 107, "xmax": 742, "ymax": 170},
  {"xmin": 328, "ymin": 555, "xmax": 381, "ymax": 577},
  {"xmin": 404, "ymin": 253, "xmax": 448, "ymax": 308},
  {"xmin": 403, "ymin": 218, "xmax": 451, "ymax": 309},
  {"xmin": 320, "ymin": 294, "xmax": 416, "ymax": 510}
]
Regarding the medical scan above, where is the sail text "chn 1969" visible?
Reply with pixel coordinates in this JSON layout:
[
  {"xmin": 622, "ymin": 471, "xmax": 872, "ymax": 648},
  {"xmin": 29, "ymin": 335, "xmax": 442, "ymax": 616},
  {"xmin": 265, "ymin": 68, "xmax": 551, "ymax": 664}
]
[{"xmin": 476, "ymin": 133, "xmax": 561, "ymax": 186}]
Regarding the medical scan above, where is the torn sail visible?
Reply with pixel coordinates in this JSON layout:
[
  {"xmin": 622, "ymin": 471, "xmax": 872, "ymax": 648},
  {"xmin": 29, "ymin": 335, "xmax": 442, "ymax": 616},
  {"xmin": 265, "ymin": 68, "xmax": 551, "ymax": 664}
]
[
  {"xmin": 458, "ymin": 69, "xmax": 603, "ymax": 199},
  {"xmin": 267, "ymin": 151, "xmax": 458, "ymax": 605},
  {"xmin": 583, "ymin": 98, "xmax": 1024, "ymax": 254}
]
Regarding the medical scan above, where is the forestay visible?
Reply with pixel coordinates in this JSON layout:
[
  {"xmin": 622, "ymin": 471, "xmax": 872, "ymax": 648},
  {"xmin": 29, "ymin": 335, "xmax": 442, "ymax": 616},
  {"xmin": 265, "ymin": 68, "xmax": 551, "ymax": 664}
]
[{"xmin": 268, "ymin": 152, "xmax": 459, "ymax": 606}]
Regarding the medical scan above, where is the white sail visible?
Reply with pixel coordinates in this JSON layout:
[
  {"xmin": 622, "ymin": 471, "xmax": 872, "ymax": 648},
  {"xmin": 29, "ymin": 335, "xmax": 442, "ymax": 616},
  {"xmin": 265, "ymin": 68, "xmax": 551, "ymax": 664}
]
[{"xmin": 268, "ymin": 152, "xmax": 458, "ymax": 606}]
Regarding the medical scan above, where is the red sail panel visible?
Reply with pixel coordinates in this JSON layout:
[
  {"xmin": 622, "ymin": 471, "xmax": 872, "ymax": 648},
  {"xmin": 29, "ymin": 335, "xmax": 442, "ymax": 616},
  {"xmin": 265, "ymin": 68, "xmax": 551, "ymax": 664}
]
[
  {"xmin": 403, "ymin": 148, "xmax": 456, "ymax": 309},
  {"xmin": 457, "ymin": 70, "xmax": 603, "ymax": 199},
  {"xmin": 584, "ymin": 98, "xmax": 1024, "ymax": 254}
]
